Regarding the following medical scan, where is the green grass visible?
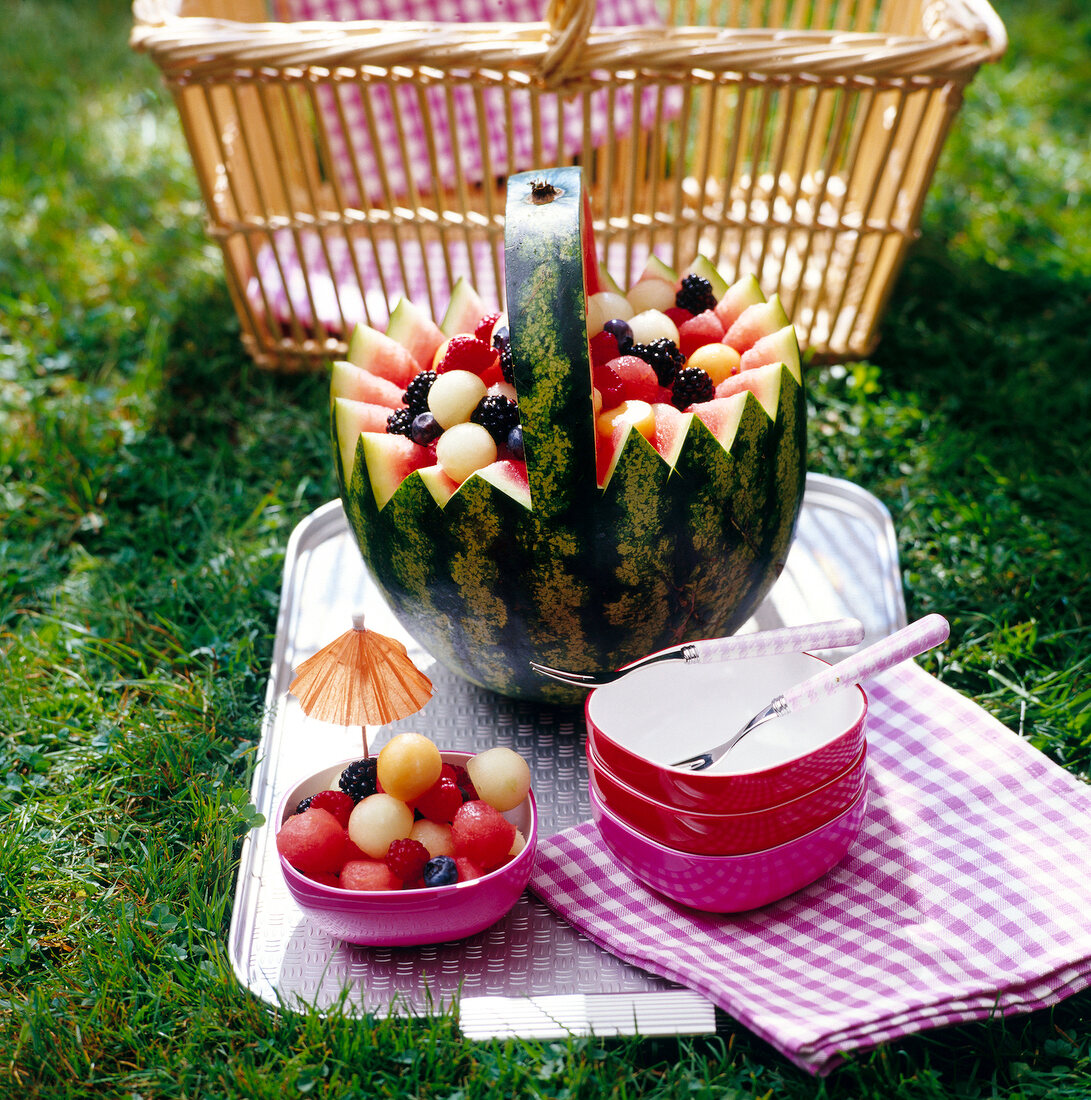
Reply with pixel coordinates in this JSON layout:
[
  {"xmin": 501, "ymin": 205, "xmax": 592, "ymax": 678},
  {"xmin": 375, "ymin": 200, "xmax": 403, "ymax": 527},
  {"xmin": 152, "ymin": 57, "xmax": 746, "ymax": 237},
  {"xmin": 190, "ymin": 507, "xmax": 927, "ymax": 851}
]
[{"xmin": 3, "ymin": 0, "xmax": 1091, "ymax": 1095}]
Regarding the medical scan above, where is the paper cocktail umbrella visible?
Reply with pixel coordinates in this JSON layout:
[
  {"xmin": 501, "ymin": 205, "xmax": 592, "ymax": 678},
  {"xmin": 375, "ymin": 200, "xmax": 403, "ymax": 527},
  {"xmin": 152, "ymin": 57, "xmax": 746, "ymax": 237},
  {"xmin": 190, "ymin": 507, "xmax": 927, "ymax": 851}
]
[{"xmin": 287, "ymin": 613, "xmax": 433, "ymax": 756}]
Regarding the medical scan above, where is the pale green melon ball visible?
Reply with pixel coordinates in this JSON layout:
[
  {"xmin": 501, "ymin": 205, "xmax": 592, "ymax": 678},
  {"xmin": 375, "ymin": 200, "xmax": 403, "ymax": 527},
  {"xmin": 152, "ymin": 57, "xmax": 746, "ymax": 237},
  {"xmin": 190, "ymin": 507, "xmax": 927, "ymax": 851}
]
[
  {"xmin": 428, "ymin": 369, "xmax": 487, "ymax": 428},
  {"xmin": 436, "ymin": 422, "xmax": 497, "ymax": 483},
  {"xmin": 628, "ymin": 309, "xmax": 680, "ymax": 347},
  {"xmin": 627, "ymin": 278, "xmax": 676, "ymax": 314},
  {"xmin": 586, "ymin": 291, "xmax": 634, "ymax": 334},
  {"xmin": 467, "ymin": 746, "xmax": 532, "ymax": 812}
]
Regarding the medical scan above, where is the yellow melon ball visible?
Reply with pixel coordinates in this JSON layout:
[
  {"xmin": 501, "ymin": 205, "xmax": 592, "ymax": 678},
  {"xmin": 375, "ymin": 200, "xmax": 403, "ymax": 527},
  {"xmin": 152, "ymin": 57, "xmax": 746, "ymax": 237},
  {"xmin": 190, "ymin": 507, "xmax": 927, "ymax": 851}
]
[{"xmin": 376, "ymin": 732, "xmax": 443, "ymax": 802}]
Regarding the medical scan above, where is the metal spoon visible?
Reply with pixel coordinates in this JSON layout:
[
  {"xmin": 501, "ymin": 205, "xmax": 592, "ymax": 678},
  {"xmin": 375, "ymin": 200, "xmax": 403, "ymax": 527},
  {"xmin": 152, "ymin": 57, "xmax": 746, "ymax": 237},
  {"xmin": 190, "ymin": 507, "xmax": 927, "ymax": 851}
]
[{"xmin": 671, "ymin": 614, "xmax": 951, "ymax": 771}]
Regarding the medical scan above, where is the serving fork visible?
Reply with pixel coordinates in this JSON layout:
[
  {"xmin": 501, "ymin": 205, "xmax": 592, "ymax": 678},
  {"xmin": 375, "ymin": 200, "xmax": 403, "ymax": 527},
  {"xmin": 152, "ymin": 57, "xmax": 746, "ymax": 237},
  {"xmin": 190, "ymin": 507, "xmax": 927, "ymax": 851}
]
[
  {"xmin": 671, "ymin": 614, "xmax": 951, "ymax": 772},
  {"xmin": 529, "ymin": 617, "xmax": 866, "ymax": 689}
]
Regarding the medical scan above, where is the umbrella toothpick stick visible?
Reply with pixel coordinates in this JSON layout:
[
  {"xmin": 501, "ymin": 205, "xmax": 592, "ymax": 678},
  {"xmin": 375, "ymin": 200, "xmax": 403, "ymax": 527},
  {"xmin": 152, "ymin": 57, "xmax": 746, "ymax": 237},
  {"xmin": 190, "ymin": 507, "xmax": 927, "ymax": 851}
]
[{"xmin": 287, "ymin": 613, "xmax": 433, "ymax": 757}]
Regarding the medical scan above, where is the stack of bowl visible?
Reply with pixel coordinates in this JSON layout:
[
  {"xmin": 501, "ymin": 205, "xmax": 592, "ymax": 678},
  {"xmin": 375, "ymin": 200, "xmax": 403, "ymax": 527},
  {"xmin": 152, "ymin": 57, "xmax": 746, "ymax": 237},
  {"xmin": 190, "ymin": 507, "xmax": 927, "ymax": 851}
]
[{"xmin": 584, "ymin": 650, "xmax": 870, "ymax": 913}]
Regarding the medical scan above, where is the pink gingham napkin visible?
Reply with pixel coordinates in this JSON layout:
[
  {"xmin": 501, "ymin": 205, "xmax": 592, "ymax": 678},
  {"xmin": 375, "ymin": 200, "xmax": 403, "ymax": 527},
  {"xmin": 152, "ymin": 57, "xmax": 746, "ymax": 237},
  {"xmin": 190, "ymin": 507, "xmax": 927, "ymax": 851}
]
[{"xmin": 530, "ymin": 661, "xmax": 1091, "ymax": 1075}]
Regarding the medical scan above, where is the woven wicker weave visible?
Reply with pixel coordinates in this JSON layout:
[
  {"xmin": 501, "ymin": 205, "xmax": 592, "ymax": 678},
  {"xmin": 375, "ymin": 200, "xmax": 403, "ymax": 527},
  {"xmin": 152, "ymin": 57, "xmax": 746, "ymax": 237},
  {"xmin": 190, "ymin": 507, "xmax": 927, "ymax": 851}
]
[{"xmin": 132, "ymin": 0, "xmax": 1005, "ymax": 370}]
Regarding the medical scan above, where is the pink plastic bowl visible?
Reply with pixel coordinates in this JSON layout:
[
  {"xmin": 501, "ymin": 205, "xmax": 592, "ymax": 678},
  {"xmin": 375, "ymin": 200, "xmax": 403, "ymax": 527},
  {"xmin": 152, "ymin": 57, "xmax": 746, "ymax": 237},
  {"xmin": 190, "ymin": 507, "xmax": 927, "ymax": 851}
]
[
  {"xmin": 275, "ymin": 751, "xmax": 537, "ymax": 947},
  {"xmin": 590, "ymin": 776, "xmax": 869, "ymax": 913},
  {"xmin": 587, "ymin": 737, "xmax": 867, "ymax": 855},
  {"xmin": 585, "ymin": 649, "xmax": 868, "ymax": 813}
]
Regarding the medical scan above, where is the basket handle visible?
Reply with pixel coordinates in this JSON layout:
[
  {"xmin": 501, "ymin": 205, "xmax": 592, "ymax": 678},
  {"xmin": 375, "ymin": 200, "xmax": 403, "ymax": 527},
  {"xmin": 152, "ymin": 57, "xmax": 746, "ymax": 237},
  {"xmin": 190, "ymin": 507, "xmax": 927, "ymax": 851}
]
[{"xmin": 542, "ymin": 0, "xmax": 596, "ymax": 84}]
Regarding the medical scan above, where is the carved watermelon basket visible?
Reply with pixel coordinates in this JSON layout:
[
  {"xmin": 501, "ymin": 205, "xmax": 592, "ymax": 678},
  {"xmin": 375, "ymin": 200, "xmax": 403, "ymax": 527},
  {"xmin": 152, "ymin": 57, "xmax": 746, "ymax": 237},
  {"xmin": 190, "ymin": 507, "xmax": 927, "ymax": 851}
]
[{"xmin": 131, "ymin": 0, "xmax": 1006, "ymax": 371}]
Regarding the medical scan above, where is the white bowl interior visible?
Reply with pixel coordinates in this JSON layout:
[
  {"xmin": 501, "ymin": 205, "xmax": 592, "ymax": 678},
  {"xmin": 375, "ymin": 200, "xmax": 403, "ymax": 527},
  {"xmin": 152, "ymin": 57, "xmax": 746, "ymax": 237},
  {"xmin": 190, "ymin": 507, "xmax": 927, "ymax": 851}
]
[{"xmin": 587, "ymin": 651, "xmax": 865, "ymax": 775}]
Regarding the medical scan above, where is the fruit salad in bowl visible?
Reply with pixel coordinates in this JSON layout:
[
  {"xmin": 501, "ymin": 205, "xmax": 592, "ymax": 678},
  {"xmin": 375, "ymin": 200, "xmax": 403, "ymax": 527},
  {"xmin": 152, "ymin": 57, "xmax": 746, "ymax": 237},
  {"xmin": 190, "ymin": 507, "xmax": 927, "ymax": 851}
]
[{"xmin": 275, "ymin": 734, "xmax": 537, "ymax": 946}]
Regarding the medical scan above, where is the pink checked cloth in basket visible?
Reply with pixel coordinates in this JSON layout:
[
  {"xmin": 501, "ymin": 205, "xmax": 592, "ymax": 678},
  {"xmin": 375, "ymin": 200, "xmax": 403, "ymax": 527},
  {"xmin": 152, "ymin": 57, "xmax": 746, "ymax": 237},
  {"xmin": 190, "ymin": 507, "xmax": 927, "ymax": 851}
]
[{"xmin": 529, "ymin": 660, "xmax": 1091, "ymax": 1076}]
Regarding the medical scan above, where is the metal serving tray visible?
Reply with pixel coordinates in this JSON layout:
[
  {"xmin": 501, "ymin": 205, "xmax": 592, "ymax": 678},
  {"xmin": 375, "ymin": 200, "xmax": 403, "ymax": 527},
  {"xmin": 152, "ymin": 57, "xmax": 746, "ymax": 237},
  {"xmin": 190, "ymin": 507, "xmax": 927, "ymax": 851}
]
[{"xmin": 229, "ymin": 473, "xmax": 906, "ymax": 1038}]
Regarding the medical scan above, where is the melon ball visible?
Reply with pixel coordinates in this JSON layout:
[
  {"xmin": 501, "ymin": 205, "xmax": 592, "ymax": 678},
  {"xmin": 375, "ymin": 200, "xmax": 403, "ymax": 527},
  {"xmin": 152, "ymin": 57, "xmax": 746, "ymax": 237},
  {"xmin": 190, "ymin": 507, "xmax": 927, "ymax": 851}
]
[
  {"xmin": 410, "ymin": 818, "xmax": 456, "ymax": 858},
  {"xmin": 467, "ymin": 746, "xmax": 533, "ymax": 812},
  {"xmin": 488, "ymin": 381, "xmax": 518, "ymax": 402},
  {"xmin": 686, "ymin": 342, "xmax": 741, "ymax": 385},
  {"xmin": 428, "ymin": 369, "xmax": 487, "ymax": 428},
  {"xmin": 376, "ymin": 732, "xmax": 444, "ymax": 802},
  {"xmin": 347, "ymin": 793, "xmax": 414, "ymax": 859},
  {"xmin": 436, "ymin": 422, "xmax": 497, "ymax": 484},
  {"xmin": 586, "ymin": 291, "xmax": 634, "ymax": 334},
  {"xmin": 627, "ymin": 278, "xmax": 676, "ymax": 314},
  {"xmin": 628, "ymin": 309, "xmax": 680, "ymax": 347},
  {"xmin": 596, "ymin": 399, "xmax": 656, "ymax": 441}
]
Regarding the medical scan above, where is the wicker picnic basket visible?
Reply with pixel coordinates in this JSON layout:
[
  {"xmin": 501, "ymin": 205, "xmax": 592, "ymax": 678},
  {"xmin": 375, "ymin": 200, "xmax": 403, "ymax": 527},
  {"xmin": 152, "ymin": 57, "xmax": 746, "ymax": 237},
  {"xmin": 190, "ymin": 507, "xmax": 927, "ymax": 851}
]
[{"xmin": 132, "ymin": 0, "xmax": 1005, "ymax": 370}]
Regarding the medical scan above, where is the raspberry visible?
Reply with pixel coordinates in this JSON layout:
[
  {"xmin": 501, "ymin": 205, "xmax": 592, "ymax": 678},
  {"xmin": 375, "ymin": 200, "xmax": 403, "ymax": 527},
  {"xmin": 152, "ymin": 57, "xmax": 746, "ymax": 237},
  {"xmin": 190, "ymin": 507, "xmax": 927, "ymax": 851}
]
[
  {"xmin": 437, "ymin": 334, "xmax": 499, "ymax": 376},
  {"xmin": 415, "ymin": 768, "xmax": 465, "ymax": 824},
  {"xmin": 470, "ymin": 394, "xmax": 520, "ymax": 443},
  {"xmin": 671, "ymin": 366, "xmax": 716, "ymax": 409},
  {"xmin": 422, "ymin": 855, "xmax": 459, "ymax": 887},
  {"xmin": 402, "ymin": 370, "xmax": 437, "ymax": 416},
  {"xmin": 307, "ymin": 789, "xmax": 355, "ymax": 829},
  {"xmin": 385, "ymin": 837, "xmax": 431, "ymax": 881},
  {"xmin": 675, "ymin": 273, "xmax": 718, "ymax": 314},
  {"xmin": 453, "ymin": 765, "xmax": 478, "ymax": 802},
  {"xmin": 632, "ymin": 338, "xmax": 685, "ymax": 387},
  {"xmin": 338, "ymin": 758, "xmax": 379, "ymax": 802},
  {"xmin": 474, "ymin": 311, "xmax": 502, "ymax": 342},
  {"xmin": 386, "ymin": 407, "xmax": 413, "ymax": 436}
]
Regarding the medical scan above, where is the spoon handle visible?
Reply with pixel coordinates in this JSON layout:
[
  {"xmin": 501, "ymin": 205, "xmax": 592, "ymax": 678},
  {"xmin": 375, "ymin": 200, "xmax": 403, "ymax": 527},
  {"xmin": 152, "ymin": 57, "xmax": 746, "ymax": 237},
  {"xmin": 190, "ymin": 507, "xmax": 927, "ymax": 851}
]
[
  {"xmin": 689, "ymin": 618, "xmax": 865, "ymax": 663},
  {"xmin": 780, "ymin": 614, "xmax": 950, "ymax": 712}
]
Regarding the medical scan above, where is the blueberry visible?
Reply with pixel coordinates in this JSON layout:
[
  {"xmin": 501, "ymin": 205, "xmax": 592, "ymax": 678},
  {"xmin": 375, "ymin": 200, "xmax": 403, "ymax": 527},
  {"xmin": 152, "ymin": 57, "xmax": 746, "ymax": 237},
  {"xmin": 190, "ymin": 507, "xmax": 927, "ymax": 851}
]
[
  {"xmin": 422, "ymin": 855, "xmax": 458, "ymax": 887},
  {"xmin": 506, "ymin": 424, "xmax": 524, "ymax": 460},
  {"xmin": 602, "ymin": 318, "xmax": 634, "ymax": 354},
  {"xmin": 410, "ymin": 411, "xmax": 443, "ymax": 446}
]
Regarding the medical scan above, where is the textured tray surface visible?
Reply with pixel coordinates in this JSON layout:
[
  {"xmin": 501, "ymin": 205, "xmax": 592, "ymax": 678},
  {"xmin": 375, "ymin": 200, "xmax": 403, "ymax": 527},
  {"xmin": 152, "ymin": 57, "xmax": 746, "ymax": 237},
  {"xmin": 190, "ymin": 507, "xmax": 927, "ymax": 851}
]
[{"xmin": 229, "ymin": 473, "xmax": 906, "ymax": 1036}]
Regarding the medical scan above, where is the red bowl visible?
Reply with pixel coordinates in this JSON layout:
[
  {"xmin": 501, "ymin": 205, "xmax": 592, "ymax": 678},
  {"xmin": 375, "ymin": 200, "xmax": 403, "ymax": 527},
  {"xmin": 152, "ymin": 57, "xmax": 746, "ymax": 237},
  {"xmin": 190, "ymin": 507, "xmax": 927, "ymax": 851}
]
[
  {"xmin": 585, "ymin": 649, "xmax": 868, "ymax": 813},
  {"xmin": 588, "ymin": 737, "xmax": 867, "ymax": 855}
]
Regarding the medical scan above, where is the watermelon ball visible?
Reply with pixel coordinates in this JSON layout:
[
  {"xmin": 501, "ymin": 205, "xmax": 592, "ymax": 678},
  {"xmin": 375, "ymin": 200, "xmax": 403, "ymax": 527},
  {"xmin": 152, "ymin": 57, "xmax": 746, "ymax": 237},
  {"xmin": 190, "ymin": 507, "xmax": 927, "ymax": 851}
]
[
  {"xmin": 415, "ymin": 764, "xmax": 465, "ymax": 823},
  {"xmin": 466, "ymin": 746, "xmax": 532, "ymax": 812},
  {"xmin": 455, "ymin": 855, "xmax": 484, "ymax": 883},
  {"xmin": 276, "ymin": 807, "xmax": 346, "ymax": 877},
  {"xmin": 340, "ymin": 859, "xmax": 402, "ymax": 892},
  {"xmin": 347, "ymin": 792, "xmax": 415, "ymax": 859},
  {"xmin": 428, "ymin": 369, "xmax": 488, "ymax": 428},
  {"xmin": 422, "ymin": 855, "xmax": 459, "ymax": 887},
  {"xmin": 436, "ymin": 422, "xmax": 497, "ymax": 484},
  {"xmin": 451, "ymin": 799, "xmax": 517, "ymax": 871},
  {"xmin": 376, "ymin": 732, "xmax": 444, "ymax": 802}
]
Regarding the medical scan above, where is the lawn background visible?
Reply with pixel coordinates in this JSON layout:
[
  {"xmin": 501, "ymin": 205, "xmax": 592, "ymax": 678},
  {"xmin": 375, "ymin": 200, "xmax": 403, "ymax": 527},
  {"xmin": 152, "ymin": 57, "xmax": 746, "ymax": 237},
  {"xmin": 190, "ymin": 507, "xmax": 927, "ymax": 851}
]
[{"xmin": 2, "ymin": 0, "xmax": 1090, "ymax": 1096}]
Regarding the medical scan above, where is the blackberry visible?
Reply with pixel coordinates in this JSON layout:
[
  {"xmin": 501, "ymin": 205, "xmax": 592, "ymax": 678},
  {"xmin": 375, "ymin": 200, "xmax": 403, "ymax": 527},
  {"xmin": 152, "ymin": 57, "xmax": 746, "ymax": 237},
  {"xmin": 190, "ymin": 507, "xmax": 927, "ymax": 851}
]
[
  {"xmin": 675, "ymin": 273, "xmax": 717, "ymax": 314},
  {"xmin": 410, "ymin": 410, "xmax": 443, "ymax": 446},
  {"xmin": 338, "ymin": 757, "xmax": 379, "ymax": 802},
  {"xmin": 602, "ymin": 317, "xmax": 634, "ymax": 354},
  {"xmin": 471, "ymin": 394, "xmax": 520, "ymax": 443},
  {"xmin": 493, "ymin": 325, "xmax": 514, "ymax": 383},
  {"xmin": 295, "ymin": 794, "xmax": 314, "ymax": 814},
  {"xmin": 403, "ymin": 370, "xmax": 437, "ymax": 416},
  {"xmin": 422, "ymin": 855, "xmax": 459, "ymax": 887},
  {"xmin": 632, "ymin": 338, "xmax": 685, "ymax": 386},
  {"xmin": 671, "ymin": 366, "xmax": 715, "ymax": 409},
  {"xmin": 386, "ymin": 407, "xmax": 413, "ymax": 436}
]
